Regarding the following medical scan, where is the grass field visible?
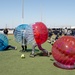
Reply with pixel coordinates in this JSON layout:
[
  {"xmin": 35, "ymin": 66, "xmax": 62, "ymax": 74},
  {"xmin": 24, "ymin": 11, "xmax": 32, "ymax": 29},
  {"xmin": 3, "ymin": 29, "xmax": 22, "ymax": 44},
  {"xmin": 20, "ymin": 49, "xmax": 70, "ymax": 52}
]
[{"xmin": 0, "ymin": 35, "xmax": 75, "ymax": 75}]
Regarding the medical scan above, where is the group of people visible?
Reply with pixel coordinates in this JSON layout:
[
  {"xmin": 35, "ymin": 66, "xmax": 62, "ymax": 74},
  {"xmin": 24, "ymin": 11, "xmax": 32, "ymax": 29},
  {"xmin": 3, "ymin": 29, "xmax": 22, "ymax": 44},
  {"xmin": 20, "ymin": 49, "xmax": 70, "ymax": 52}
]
[
  {"xmin": 48, "ymin": 27, "xmax": 75, "ymax": 45},
  {"xmin": 2, "ymin": 27, "xmax": 75, "ymax": 57},
  {"xmin": 1, "ymin": 28, "xmax": 51, "ymax": 57},
  {"xmin": 2, "ymin": 28, "xmax": 34, "ymax": 56},
  {"xmin": 20, "ymin": 30, "xmax": 50, "ymax": 57}
]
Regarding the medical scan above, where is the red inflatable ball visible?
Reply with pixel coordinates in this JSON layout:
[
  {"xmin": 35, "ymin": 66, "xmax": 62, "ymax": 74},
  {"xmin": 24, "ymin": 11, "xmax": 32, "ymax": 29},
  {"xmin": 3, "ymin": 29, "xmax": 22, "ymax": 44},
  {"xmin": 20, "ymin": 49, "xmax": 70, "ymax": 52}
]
[
  {"xmin": 32, "ymin": 22, "xmax": 48, "ymax": 44},
  {"xmin": 52, "ymin": 36, "xmax": 75, "ymax": 69}
]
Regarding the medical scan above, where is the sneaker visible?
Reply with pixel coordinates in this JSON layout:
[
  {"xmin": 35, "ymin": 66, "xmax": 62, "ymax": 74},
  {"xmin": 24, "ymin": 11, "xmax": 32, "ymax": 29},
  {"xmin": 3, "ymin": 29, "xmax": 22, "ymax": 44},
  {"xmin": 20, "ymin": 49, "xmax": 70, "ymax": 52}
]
[
  {"xmin": 30, "ymin": 53, "xmax": 35, "ymax": 57},
  {"xmin": 15, "ymin": 47, "xmax": 17, "ymax": 50},
  {"xmin": 43, "ymin": 52, "xmax": 50, "ymax": 57},
  {"xmin": 39, "ymin": 52, "xmax": 51, "ymax": 57}
]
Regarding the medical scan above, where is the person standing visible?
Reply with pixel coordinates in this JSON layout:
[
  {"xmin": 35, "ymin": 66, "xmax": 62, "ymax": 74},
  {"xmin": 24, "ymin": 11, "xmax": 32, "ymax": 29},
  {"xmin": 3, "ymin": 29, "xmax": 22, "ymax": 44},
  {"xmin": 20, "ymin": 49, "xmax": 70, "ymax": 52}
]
[
  {"xmin": 3, "ymin": 28, "xmax": 8, "ymax": 35},
  {"xmin": 21, "ymin": 30, "xmax": 27, "ymax": 52}
]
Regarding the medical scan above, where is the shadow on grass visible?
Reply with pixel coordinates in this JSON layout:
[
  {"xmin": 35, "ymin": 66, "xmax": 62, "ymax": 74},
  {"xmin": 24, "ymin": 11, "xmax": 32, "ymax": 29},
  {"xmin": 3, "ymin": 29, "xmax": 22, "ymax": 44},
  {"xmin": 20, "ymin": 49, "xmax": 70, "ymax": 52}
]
[
  {"xmin": 50, "ymin": 59, "xmax": 54, "ymax": 61},
  {"xmin": 27, "ymin": 49, "xmax": 39, "ymax": 52},
  {"xmin": 0, "ymin": 49, "xmax": 16, "ymax": 52},
  {"xmin": 19, "ymin": 49, "xmax": 39, "ymax": 53},
  {"xmin": 34, "ymin": 52, "xmax": 52, "ymax": 57},
  {"xmin": 53, "ymin": 62, "xmax": 75, "ymax": 70}
]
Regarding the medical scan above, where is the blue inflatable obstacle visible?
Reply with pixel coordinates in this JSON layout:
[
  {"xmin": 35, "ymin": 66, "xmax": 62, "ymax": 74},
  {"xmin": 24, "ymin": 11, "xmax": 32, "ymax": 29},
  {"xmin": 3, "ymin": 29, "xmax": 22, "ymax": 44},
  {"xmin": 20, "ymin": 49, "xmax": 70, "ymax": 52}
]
[
  {"xmin": 14, "ymin": 24, "xmax": 34, "ymax": 45},
  {"xmin": 0, "ymin": 33, "xmax": 8, "ymax": 51}
]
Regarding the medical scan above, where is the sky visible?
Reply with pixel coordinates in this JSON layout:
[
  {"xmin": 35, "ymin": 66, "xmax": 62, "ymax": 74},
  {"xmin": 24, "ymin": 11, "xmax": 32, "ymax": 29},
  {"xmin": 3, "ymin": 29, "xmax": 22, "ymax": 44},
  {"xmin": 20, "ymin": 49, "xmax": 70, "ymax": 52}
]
[{"xmin": 0, "ymin": 0, "xmax": 75, "ymax": 28}]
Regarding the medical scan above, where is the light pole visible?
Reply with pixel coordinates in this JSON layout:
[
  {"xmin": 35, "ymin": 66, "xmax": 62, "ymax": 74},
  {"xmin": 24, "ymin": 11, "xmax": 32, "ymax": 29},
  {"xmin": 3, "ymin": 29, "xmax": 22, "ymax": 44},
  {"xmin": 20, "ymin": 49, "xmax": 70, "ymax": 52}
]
[{"xmin": 22, "ymin": 0, "xmax": 24, "ymax": 24}]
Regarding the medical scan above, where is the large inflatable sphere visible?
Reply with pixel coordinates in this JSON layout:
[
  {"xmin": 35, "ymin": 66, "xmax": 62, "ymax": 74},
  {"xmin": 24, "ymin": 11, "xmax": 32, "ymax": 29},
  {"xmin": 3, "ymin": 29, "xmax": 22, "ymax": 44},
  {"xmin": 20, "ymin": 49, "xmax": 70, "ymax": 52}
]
[
  {"xmin": 32, "ymin": 22, "xmax": 48, "ymax": 44},
  {"xmin": 52, "ymin": 36, "xmax": 75, "ymax": 69},
  {"xmin": 0, "ymin": 33, "xmax": 8, "ymax": 51},
  {"xmin": 14, "ymin": 22, "xmax": 48, "ymax": 45},
  {"xmin": 14, "ymin": 24, "xmax": 34, "ymax": 44}
]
